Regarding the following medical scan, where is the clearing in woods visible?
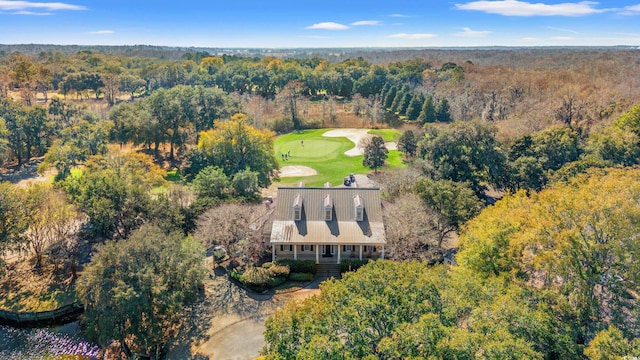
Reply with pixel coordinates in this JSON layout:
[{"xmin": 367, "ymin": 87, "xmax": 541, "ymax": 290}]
[{"xmin": 274, "ymin": 128, "xmax": 402, "ymax": 187}]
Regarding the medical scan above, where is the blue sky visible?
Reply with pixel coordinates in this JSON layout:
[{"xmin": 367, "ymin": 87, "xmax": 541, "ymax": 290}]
[{"xmin": 1, "ymin": 1, "xmax": 639, "ymax": 47}]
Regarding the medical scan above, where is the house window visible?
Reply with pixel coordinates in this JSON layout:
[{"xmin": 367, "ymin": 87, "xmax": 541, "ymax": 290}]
[
  {"xmin": 280, "ymin": 245, "xmax": 293, "ymax": 252},
  {"xmin": 365, "ymin": 246, "xmax": 377, "ymax": 252},
  {"xmin": 294, "ymin": 208, "xmax": 301, "ymax": 221},
  {"xmin": 303, "ymin": 245, "xmax": 314, "ymax": 252},
  {"xmin": 355, "ymin": 207, "xmax": 363, "ymax": 221},
  {"xmin": 343, "ymin": 245, "xmax": 354, "ymax": 251},
  {"xmin": 325, "ymin": 208, "xmax": 332, "ymax": 221}
]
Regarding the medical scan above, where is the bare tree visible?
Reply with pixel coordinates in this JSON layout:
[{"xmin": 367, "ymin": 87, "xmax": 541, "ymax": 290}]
[
  {"xmin": 276, "ymin": 80, "xmax": 306, "ymax": 131},
  {"xmin": 383, "ymin": 193, "xmax": 439, "ymax": 261},
  {"xmin": 23, "ymin": 186, "xmax": 82, "ymax": 269},
  {"xmin": 378, "ymin": 166, "xmax": 422, "ymax": 201},
  {"xmin": 366, "ymin": 94, "xmax": 385, "ymax": 126},
  {"xmin": 195, "ymin": 203, "xmax": 271, "ymax": 265}
]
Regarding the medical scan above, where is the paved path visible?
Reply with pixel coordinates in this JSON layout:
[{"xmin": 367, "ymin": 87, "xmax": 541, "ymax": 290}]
[{"xmin": 166, "ymin": 271, "xmax": 321, "ymax": 360}]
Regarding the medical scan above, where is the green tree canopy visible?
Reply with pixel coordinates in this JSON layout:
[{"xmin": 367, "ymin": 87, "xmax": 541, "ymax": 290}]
[
  {"xmin": 362, "ymin": 135, "xmax": 388, "ymax": 173},
  {"xmin": 414, "ymin": 178, "xmax": 483, "ymax": 246},
  {"xmin": 418, "ymin": 122, "xmax": 507, "ymax": 195},
  {"xmin": 196, "ymin": 113, "xmax": 279, "ymax": 188},
  {"xmin": 76, "ymin": 224, "xmax": 206, "ymax": 358},
  {"xmin": 263, "ymin": 261, "xmax": 570, "ymax": 359},
  {"xmin": 397, "ymin": 129, "xmax": 417, "ymax": 157},
  {"xmin": 0, "ymin": 182, "xmax": 27, "ymax": 265}
]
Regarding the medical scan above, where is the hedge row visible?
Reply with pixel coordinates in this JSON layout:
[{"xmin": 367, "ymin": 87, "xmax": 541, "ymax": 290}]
[
  {"xmin": 340, "ymin": 259, "xmax": 370, "ymax": 273},
  {"xmin": 274, "ymin": 259, "xmax": 317, "ymax": 274}
]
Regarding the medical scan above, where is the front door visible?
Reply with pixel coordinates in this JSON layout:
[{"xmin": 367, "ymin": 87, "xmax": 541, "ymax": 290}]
[{"xmin": 324, "ymin": 245, "xmax": 333, "ymax": 257}]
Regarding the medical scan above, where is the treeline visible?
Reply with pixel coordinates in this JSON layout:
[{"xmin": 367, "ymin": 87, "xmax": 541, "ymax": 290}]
[
  {"xmin": 1, "ymin": 47, "xmax": 637, "ymax": 127},
  {"xmin": 2, "ymin": 47, "xmax": 638, "ymax": 169}
]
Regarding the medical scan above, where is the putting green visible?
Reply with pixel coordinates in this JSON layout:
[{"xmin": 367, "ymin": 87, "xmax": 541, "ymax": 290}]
[
  {"xmin": 274, "ymin": 129, "xmax": 403, "ymax": 187},
  {"xmin": 277, "ymin": 138, "xmax": 344, "ymax": 160}
]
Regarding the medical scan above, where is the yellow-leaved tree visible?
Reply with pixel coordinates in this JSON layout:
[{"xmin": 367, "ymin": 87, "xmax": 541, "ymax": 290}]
[
  {"xmin": 458, "ymin": 168, "xmax": 640, "ymax": 342},
  {"xmin": 197, "ymin": 113, "xmax": 279, "ymax": 188}
]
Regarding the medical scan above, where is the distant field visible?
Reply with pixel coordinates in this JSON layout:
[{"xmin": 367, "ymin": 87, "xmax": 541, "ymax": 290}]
[{"xmin": 274, "ymin": 129, "xmax": 403, "ymax": 187}]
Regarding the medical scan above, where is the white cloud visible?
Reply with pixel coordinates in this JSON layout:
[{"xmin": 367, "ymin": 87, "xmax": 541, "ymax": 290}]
[
  {"xmin": 350, "ymin": 20, "xmax": 381, "ymax": 26},
  {"xmin": 455, "ymin": 1, "xmax": 608, "ymax": 16},
  {"xmin": 551, "ymin": 36, "xmax": 575, "ymax": 40},
  {"xmin": 13, "ymin": 10, "xmax": 50, "ymax": 14},
  {"xmin": 89, "ymin": 30, "xmax": 114, "ymax": 35},
  {"xmin": 621, "ymin": 4, "xmax": 640, "ymax": 14},
  {"xmin": 522, "ymin": 36, "xmax": 542, "ymax": 41},
  {"xmin": 547, "ymin": 26, "xmax": 579, "ymax": 34},
  {"xmin": 389, "ymin": 13, "xmax": 411, "ymax": 18},
  {"xmin": 456, "ymin": 27, "xmax": 492, "ymax": 37},
  {"xmin": 388, "ymin": 33, "xmax": 437, "ymax": 39},
  {"xmin": 0, "ymin": 1, "xmax": 86, "ymax": 11},
  {"xmin": 305, "ymin": 22, "xmax": 349, "ymax": 30},
  {"xmin": 298, "ymin": 35, "xmax": 329, "ymax": 39}
]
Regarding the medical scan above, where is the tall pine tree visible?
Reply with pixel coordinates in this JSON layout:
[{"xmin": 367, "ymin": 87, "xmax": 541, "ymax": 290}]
[
  {"xmin": 436, "ymin": 98, "xmax": 452, "ymax": 122},
  {"xmin": 418, "ymin": 95, "xmax": 436, "ymax": 124},
  {"xmin": 405, "ymin": 94, "xmax": 425, "ymax": 121}
]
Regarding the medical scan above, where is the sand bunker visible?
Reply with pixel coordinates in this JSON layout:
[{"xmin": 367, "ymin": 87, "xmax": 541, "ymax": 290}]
[
  {"xmin": 323, "ymin": 129, "xmax": 397, "ymax": 156},
  {"xmin": 279, "ymin": 165, "xmax": 318, "ymax": 177}
]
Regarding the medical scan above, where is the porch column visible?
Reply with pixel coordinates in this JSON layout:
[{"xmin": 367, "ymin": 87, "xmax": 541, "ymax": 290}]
[
  {"xmin": 315, "ymin": 244, "xmax": 319, "ymax": 264},
  {"xmin": 337, "ymin": 245, "xmax": 341, "ymax": 264},
  {"xmin": 293, "ymin": 245, "xmax": 297, "ymax": 260},
  {"xmin": 272, "ymin": 244, "xmax": 275, "ymax": 262},
  {"xmin": 359, "ymin": 245, "xmax": 363, "ymax": 261},
  {"xmin": 381, "ymin": 245, "xmax": 385, "ymax": 260}
]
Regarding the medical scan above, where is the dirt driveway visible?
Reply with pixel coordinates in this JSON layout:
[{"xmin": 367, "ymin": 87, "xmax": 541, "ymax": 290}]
[{"xmin": 166, "ymin": 270, "xmax": 321, "ymax": 360}]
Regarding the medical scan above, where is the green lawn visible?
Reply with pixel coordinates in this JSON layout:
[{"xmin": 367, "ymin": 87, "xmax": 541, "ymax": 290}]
[
  {"xmin": 367, "ymin": 129, "xmax": 402, "ymax": 142},
  {"xmin": 274, "ymin": 129, "xmax": 403, "ymax": 187}
]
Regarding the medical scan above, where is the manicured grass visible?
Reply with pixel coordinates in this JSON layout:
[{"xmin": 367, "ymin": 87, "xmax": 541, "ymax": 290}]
[
  {"xmin": 386, "ymin": 149, "xmax": 405, "ymax": 167},
  {"xmin": 274, "ymin": 129, "xmax": 403, "ymax": 187},
  {"xmin": 368, "ymin": 129, "xmax": 401, "ymax": 142}
]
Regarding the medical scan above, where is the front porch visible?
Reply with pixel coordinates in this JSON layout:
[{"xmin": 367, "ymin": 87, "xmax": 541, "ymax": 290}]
[{"xmin": 272, "ymin": 244, "xmax": 384, "ymax": 264}]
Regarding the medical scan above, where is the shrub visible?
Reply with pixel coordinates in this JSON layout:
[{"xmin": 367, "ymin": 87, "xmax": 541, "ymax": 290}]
[
  {"xmin": 269, "ymin": 276, "xmax": 287, "ymax": 288},
  {"xmin": 262, "ymin": 262, "xmax": 273, "ymax": 269},
  {"xmin": 302, "ymin": 118, "xmax": 324, "ymax": 129},
  {"xmin": 276, "ymin": 259, "xmax": 317, "ymax": 274},
  {"xmin": 229, "ymin": 269, "xmax": 243, "ymax": 283},
  {"xmin": 242, "ymin": 266, "xmax": 273, "ymax": 290},
  {"xmin": 213, "ymin": 249, "xmax": 226, "ymax": 263},
  {"xmin": 268, "ymin": 118, "xmax": 294, "ymax": 134},
  {"xmin": 289, "ymin": 272, "xmax": 314, "ymax": 282},
  {"xmin": 340, "ymin": 259, "xmax": 370, "ymax": 273},
  {"xmin": 269, "ymin": 264, "xmax": 290, "ymax": 277}
]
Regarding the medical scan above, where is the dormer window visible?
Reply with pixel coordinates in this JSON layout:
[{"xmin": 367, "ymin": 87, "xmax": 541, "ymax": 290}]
[
  {"xmin": 354, "ymin": 195, "xmax": 364, "ymax": 221},
  {"xmin": 293, "ymin": 194, "xmax": 303, "ymax": 221},
  {"xmin": 324, "ymin": 194, "xmax": 333, "ymax": 221}
]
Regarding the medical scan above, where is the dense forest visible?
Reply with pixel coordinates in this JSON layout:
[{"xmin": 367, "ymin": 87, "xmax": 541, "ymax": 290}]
[{"xmin": 1, "ymin": 46, "xmax": 640, "ymax": 359}]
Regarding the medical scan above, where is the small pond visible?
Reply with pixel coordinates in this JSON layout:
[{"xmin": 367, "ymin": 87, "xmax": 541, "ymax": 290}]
[{"xmin": 0, "ymin": 322, "xmax": 100, "ymax": 359}]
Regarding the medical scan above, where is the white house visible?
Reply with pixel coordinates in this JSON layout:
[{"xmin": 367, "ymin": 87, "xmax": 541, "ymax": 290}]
[{"xmin": 269, "ymin": 184, "xmax": 386, "ymax": 264}]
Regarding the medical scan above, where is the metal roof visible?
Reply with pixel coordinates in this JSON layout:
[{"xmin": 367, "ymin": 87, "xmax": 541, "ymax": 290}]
[{"xmin": 270, "ymin": 187, "xmax": 386, "ymax": 245}]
